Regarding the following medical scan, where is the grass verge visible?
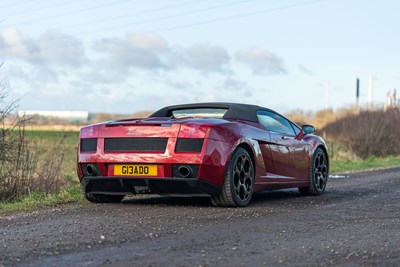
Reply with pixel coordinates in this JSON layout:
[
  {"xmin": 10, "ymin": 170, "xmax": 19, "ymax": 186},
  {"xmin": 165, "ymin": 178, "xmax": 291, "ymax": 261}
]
[
  {"xmin": 330, "ymin": 155, "xmax": 400, "ymax": 173},
  {"xmin": 0, "ymin": 185, "xmax": 85, "ymax": 215}
]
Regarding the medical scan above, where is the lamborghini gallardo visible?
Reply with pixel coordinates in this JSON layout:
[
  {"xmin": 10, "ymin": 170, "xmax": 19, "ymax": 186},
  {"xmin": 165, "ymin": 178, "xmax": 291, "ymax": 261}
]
[{"xmin": 77, "ymin": 103, "xmax": 329, "ymax": 207}]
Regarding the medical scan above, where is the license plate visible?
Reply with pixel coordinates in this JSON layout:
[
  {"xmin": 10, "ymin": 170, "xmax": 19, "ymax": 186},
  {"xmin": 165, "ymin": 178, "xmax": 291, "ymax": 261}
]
[{"xmin": 114, "ymin": 164, "xmax": 157, "ymax": 177}]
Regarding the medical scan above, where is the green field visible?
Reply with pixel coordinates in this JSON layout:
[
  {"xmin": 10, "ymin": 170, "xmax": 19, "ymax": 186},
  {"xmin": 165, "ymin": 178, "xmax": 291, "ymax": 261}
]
[
  {"xmin": 0, "ymin": 130, "xmax": 83, "ymax": 213},
  {"xmin": 1, "ymin": 130, "xmax": 399, "ymax": 214},
  {"xmin": 26, "ymin": 130, "xmax": 80, "ymax": 182}
]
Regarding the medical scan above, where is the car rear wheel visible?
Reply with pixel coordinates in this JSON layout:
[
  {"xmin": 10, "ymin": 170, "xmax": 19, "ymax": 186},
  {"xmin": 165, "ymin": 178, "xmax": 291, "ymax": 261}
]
[
  {"xmin": 84, "ymin": 193, "xmax": 124, "ymax": 203},
  {"xmin": 211, "ymin": 147, "xmax": 254, "ymax": 207},
  {"xmin": 299, "ymin": 147, "xmax": 328, "ymax": 195}
]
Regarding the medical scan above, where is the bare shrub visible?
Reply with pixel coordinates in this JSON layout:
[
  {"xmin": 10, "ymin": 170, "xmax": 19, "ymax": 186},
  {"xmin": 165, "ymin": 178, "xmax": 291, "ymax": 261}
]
[
  {"xmin": 1, "ymin": 89, "xmax": 33, "ymax": 200},
  {"xmin": 0, "ymin": 88, "xmax": 66, "ymax": 202},
  {"xmin": 322, "ymin": 109, "xmax": 400, "ymax": 159},
  {"xmin": 0, "ymin": 118, "xmax": 36, "ymax": 200},
  {"xmin": 285, "ymin": 109, "xmax": 313, "ymax": 127},
  {"xmin": 286, "ymin": 106, "xmax": 361, "ymax": 130},
  {"xmin": 31, "ymin": 136, "xmax": 66, "ymax": 194}
]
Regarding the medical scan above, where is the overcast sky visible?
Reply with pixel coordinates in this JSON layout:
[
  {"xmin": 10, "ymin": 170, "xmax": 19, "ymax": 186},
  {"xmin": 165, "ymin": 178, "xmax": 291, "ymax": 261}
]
[{"xmin": 0, "ymin": 0, "xmax": 399, "ymax": 114}]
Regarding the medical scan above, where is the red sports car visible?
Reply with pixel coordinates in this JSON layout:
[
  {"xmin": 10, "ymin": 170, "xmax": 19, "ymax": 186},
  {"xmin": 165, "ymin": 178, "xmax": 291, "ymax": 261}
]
[{"xmin": 77, "ymin": 103, "xmax": 329, "ymax": 207}]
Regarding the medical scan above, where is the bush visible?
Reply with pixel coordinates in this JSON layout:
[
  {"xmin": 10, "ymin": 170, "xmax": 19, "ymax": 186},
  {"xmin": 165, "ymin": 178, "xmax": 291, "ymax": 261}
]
[
  {"xmin": 0, "ymin": 88, "xmax": 66, "ymax": 202},
  {"xmin": 322, "ymin": 109, "xmax": 400, "ymax": 159}
]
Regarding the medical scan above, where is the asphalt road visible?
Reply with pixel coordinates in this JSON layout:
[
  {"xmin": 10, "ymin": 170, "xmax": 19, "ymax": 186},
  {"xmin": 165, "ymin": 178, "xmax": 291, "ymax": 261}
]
[{"xmin": 1, "ymin": 167, "xmax": 400, "ymax": 267}]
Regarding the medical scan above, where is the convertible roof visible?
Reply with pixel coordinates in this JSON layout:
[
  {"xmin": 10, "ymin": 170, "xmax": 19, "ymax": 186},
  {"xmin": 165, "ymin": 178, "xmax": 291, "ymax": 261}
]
[{"xmin": 150, "ymin": 102, "xmax": 271, "ymax": 122}]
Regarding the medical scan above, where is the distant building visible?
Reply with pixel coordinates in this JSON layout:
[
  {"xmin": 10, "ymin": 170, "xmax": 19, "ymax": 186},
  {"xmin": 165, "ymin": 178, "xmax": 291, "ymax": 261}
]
[{"xmin": 18, "ymin": 110, "xmax": 89, "ymax": 123}]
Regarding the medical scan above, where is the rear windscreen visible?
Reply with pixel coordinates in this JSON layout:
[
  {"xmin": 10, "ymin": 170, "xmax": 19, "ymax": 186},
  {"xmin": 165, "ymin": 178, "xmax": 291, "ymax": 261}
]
[{"xmin": 172, "ymin": 108, "xmax": 227, "ymax": 119}]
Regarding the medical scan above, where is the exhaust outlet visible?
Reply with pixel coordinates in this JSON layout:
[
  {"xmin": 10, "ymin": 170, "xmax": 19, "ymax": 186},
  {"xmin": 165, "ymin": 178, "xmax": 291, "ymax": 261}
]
[
  {"xmin": 178, "ymin": 165, "xmax": 192, "ymax": 178},
  {"xmin": 86, "ymin": 164, "xmax": 96, "ymax": 176}
]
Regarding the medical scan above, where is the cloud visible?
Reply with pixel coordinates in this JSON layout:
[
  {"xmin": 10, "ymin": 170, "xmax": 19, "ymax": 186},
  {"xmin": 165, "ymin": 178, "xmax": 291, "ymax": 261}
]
[
  {"xmin": 298, "ymin": 64, "xmax": 314, "ymax": 76},
  {"xmin": 127, "ymin": 32, "xmax": 168, "ymax": 51},
  {"xmin": 93, "ymin": 32, "xmax": 174, "ymax": 72},
  {"xmin": 2, "ymin": 29, "xmax": 232, "ymax": 76},
  {"xmin": 94, "ymin": 34, "xmax": 231, "ymax": 74},
  {"xmin": 38, "ymin": 30, "xmax": 87, "ymax": 67},
  {"xmin": 38, "ymin": 83, "xmax": 66, "ymax": 97},
  {"xmin": 185, "ymin": 44, "xmax": 231, "ymax": 73},
  {"xmin": 158, "ymin": 78, "xmax": 195, "ymax": 91},
  {"xmin": 0, "ymin": 27, "xmax": 36, "ymax": 61},
  {"xmin": 236, "ymin": 47, "xmax": 287, "ymax": 75},
  {"xmin": 94, "ymin": 37, "xmax": 167, "ymax": 71},
  {"xmin": 0, "ymin": 27, "xmax": 87, "ymax": 67},
  {"xmin": 77, "ymin": 69, "xmax": 126, "ymax": 84},
  {"xmin": 4, "ymin": 65, "xmax": 30, "ymax": 82},
  {"xmin": 2, "ymin": 29, "xmax": 295, "ymax": 113},
  {"xmin": 222, "ymin": 77, "xmax": 253, "ymax": 97}
]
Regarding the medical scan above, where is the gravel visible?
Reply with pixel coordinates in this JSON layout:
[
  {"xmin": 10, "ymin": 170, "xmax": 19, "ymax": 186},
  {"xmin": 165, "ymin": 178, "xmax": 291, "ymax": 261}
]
[{"xmin": 1, "ymin": 167, "xmax": 400, "ymax": 266}]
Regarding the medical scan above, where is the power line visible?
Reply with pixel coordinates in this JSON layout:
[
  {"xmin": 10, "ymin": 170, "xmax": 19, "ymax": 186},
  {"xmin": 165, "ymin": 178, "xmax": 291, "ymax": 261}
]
[
  {"xmin": 0, "ymin": 0, "xmax": 41, "ymax": 10},
  {"xmin": 49, "ymin": 0, "xmax": 210, "ymax": 32},
  {"xmin": 2, "ymin": 0, "xmax": 329, "ymax": 52},
  {"xmin": 150, "ymin": 0, "xmax": 329, "ymax": 34},
  {"xmin": 2, "ymin": 0, "xmax": 257, "ymax": 48},
  {"xmin": 2, "ymin": 0, "xmax": 89, "ymax": 17},
  {"xmin": 73, "ymin": 0, "xmax": 259, "ymax": 37},
  {"xmin": 70, "ymin": 0, "xmax": 327, "ymax": 38},
  {"xmin": 5, "ymin": 0, "xmax": 134, "ymax": 26}
]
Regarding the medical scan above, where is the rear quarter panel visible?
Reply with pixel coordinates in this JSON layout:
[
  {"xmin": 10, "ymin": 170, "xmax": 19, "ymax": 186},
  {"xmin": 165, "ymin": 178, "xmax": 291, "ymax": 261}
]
[{"xmin": 205, "ymin": 121, "xmax": 271, "ymax": 186}]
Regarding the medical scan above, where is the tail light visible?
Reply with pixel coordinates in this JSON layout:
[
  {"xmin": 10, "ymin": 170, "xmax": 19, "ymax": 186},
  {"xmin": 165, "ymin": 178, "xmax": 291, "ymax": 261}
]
[
  {"xmin": 80, "ymin": 125, "xmax": 99, "ymax": 138},
  {"xmin": 178, "ymin": 124, "xmax": 209, "ymax": 138}
]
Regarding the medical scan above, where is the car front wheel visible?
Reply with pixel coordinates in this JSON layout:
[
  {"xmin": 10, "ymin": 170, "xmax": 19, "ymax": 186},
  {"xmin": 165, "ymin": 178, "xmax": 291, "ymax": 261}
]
[{"xmin": 299, "ymin": 147, "xmax": 328, "ymax": 195}]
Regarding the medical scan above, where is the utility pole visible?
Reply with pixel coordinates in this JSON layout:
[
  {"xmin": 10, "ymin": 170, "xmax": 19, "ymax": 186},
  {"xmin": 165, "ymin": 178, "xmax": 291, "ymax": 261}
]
[
  {"xmin": 356, "ymin": 78, "xmax": 360, "ymax": 109},
  {"xmin": 368, "ymin": 76, "xmax": 373, "ymax": 110}
]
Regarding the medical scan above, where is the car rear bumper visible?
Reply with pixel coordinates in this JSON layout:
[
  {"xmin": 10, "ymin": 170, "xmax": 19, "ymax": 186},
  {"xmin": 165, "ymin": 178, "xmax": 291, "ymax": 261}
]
[{"xmin": 82, "ymin": 177, "xmax": 221, "ymax": 197}]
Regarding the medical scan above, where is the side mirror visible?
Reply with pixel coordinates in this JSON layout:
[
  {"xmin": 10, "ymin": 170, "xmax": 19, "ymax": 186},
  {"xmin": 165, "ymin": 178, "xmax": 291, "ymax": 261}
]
[{"xmin": 302, "ymin": 125, "xmax": 316, "ymax": 135}]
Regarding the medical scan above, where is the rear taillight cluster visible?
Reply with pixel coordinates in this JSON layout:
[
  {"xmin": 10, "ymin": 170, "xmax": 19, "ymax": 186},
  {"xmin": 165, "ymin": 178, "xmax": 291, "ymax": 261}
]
[
  {"xmin": 80, "ymin": 125, "xmax": 99, "ymax": 153},
  {"xmin": 175, "ymin": 124, "xmax": 209, "ymax": 153},
  {"xmin": 178, "ymin": 124, "xmax": 209, "ymax": 138}
]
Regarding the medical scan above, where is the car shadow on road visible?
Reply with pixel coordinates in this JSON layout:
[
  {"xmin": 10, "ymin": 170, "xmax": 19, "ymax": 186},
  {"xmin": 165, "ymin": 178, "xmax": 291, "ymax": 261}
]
[
  {"xmin": 121, "ymin": 195, "xmax": 213, "ymax": 207},
  {"xmin": 252, "ymin": 189, "xmax": 303, "ymax": 202},
  {"xmin": 119, "ymin": 189, "xmax": 320, "ymax": 207}
]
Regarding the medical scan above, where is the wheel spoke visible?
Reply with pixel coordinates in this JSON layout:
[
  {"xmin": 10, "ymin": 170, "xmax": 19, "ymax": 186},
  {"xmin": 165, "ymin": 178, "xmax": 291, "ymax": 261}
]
[
  {"xmin": 232, "ymin": 153, "xmax": 254, "ymax": 202},
  {"xmin": 313, "ymin": 152, "xmax": 327, "ymax": 191}
]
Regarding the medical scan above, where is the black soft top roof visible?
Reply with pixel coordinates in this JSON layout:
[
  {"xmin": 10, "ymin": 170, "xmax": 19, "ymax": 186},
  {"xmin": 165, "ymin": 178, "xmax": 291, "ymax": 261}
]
[{"xmin": 150, "ymin": 102, "xmax": 272, "ymax": 122}]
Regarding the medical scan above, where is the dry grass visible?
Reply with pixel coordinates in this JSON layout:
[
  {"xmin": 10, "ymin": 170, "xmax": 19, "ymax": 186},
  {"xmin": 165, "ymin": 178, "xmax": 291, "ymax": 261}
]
[
  {"xmin": 1, "ymin": 88, "xmax": 70, "ymax": 202},
  {"xmin": 322, "ymin": 109, "xmax": 400, "ymax": 159},
  {"xmin": 286, "ymin": 106, "xmax": 361, "ymax": 130}
]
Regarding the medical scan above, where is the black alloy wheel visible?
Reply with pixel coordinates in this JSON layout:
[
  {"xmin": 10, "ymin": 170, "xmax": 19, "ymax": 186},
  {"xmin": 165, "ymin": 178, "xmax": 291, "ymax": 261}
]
[
  {"xmin": 299, "ymin": 147, "xmax": 328, "ymax": 195},
  {"xmin": 211, "ymin": 147, "xmax": 254, "ymax": 207}
]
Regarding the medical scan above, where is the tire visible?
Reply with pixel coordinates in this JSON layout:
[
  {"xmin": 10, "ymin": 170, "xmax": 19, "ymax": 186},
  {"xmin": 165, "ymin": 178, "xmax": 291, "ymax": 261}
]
[
  {"xmin": 84, "ymin": 192, "xmax": 124, "ymax": 203},
  {"xmin": 299, "ymin": 147, "xmax": 329, "ymax": 195},
  {"xmin": 211, "ymin": 147, "xmax": 254, "ymax": 207}
]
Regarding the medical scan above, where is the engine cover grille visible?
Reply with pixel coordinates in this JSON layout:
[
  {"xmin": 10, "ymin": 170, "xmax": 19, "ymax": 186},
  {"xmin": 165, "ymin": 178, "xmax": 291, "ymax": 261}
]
[{"xmin": 104, "ymin": 138, "xmax": 168, "ymax": 152}]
